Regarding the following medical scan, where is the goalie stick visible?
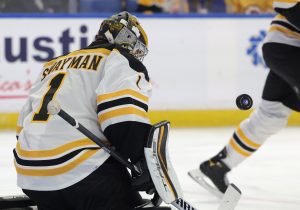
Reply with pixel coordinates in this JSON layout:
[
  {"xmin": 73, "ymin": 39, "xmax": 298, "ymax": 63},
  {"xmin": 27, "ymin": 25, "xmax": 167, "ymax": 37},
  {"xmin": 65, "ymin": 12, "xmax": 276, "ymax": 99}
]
[
  {"xmin": 171, "ymin": 184, "xmax": 241, "ymax": 210},
  {"xmin": 47, "ymin": 100, "xmax": 241, "ymax": 210},
  {"xmin": 47, "ymin": 101, "xmax": 142, "ymax": 176}
]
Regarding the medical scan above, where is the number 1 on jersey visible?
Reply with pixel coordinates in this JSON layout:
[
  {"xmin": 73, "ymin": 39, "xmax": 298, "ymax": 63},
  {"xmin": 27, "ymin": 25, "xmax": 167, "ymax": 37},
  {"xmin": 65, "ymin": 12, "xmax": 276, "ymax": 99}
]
[{"xmin": 32, "ymin": 73, "xmax": 66, "ymax": 122}]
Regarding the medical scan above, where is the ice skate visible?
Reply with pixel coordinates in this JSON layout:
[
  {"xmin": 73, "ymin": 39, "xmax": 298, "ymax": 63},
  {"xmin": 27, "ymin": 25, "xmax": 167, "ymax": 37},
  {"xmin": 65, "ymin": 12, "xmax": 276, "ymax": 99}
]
[{"xmin": 188, "ymin": 148, "xmax": 231, "ymax": 198}]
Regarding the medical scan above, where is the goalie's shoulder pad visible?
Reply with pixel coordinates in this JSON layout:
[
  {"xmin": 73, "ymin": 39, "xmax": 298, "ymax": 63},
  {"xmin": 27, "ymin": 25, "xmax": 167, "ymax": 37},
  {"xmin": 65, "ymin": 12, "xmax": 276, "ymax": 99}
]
[{"xmin": 144, "ymin": 121, "xmax": 183, "ymax": 204}]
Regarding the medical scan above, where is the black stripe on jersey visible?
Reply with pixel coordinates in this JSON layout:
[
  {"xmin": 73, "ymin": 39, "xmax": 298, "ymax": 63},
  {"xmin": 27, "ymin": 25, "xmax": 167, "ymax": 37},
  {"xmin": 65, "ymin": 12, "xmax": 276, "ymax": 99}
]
[
  {"xmin": 85, "ymin": 41, "xmax": 115, "ymax": 51},
  {"xmin": 97, "ymin": 97, "xmax": 148, "ymax": 113},
  {"xmin": 232, "ymin": 133, "xmax": 256, "ymax": 153},
  {"xmin": 13, "ymin": 147, "xmax": 98, "ymax": 167},
  {"xmin": 116, "ymin": 46, "xmax": 150, "ymax": 82},
  {"xmin": 272, "ymin": 20, "xmax": 300, "ymax": 34}
]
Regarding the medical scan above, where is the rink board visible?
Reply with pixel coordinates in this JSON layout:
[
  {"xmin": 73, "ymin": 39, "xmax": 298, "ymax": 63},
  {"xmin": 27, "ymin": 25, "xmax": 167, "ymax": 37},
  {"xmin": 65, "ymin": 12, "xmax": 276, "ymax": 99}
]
[
  {"xmin": 1, "ymin": 110, "xmax": 299, "ymax": 129},
  {"xmin": 0, "ymin": 15, "xmax": 299, "ymax": 128}
]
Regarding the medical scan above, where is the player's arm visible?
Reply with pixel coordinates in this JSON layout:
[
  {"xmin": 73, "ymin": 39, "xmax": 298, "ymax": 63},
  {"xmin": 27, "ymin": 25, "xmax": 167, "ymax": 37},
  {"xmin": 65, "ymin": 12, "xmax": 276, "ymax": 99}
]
[
  {"xmin": 274, "ymin": 1, "xmax": 300, "ymax": 29},
  {"xmin": 96, "ymin": 48, "xmax": 152, "ymax": 165}
]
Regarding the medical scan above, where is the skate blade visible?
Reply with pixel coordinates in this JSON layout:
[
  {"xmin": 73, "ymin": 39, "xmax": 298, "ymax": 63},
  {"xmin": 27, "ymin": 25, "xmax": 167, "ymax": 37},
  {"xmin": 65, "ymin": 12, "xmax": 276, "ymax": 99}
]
[{"xmin": 188, "ymin": 169, "xmax": 223, "ymax": 199}]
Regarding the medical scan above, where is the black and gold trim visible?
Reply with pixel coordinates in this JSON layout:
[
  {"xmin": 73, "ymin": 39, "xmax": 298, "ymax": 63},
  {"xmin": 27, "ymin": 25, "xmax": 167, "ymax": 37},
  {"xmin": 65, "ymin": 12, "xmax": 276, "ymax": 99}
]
[
  {"xmin": 97, "ymin": 97, "xmax": 148, "ymax": 113},
  {"xmin": 229, "ymin": 126, "xmax": 261, "ymax": 157},
  {"xmin": 232, "ymin": 133, "xmax": 256, "ymax": 153},
  {"xmin": 96, "ymin": 89, "xmax": 149, "ymax": 125},
  {"xmin": 156, "ymin": 123, "xmax": 178, "ymax": 200},
  {"xmin": 32, "ymin": 72, "xmax": 67, "ymax": 123},
  {"xmin": 14, "ymin": 147, "xmax": 98, "ymax": 167},
  {"xmin": 271, "ymin": 20, "xmax": 300, "ymax": 35},
  {"xmin": 14, "ymin": 138, "xmax": 101, "ymax": 176}
]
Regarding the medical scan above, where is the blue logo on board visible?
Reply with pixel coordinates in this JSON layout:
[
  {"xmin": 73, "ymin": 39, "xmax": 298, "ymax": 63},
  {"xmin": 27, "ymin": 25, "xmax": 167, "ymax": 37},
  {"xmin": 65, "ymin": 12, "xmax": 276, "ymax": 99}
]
[{"xmin": 247, "ymin": 30, "xmax": 268, "ymax": 69}]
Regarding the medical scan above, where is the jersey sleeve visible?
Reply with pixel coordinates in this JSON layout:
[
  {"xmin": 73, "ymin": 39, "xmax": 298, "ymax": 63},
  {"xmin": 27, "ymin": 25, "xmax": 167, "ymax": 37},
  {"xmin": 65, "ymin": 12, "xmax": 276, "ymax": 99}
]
[
  {"xmin": 273, "ymin": 1, "xmax": 300, "ymax": 29},
  {"xmin": 96, "ymin": 49, "xmax": 152, "ymax": 162}
]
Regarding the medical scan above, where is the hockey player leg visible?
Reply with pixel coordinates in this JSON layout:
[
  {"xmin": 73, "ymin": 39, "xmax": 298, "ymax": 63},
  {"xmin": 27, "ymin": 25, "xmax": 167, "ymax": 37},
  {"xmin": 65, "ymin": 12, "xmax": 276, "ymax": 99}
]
[{"xmin": 189, "ymin": 99, "xmax": 290, "ymax": 199}]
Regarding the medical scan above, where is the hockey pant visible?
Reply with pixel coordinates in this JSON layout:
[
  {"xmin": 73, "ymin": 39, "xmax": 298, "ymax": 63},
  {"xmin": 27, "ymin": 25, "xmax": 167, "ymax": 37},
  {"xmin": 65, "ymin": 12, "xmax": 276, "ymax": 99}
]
[{"xmin": 23, "ymin": 157, "xmax": 147, "ymax": 210}]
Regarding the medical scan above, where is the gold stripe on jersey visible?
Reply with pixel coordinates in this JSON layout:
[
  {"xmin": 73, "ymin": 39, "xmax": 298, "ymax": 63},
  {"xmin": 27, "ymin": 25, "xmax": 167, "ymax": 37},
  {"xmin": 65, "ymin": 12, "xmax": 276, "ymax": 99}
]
[
  {"xmin": 236, "ymin": 126, "xmax": 261, "ymax": 149},
  {"xmin": 44, "ymin": 48, "xmax": 111, "ymax": 68},
  {"xmin": 275, "ymin": 14, "xmax": 286, "ymax": 20},
  {"xmin": 229, "ymin": 138, "xmax": 251, "ymax": 157},
  {"xmin": 16, "ymin": 138, "xmax": 97, "ymax": 158},
  {"xmin": 97, "ymin": 89, "xmax": 148, "ymax": 104},
  {"xmin": 16, "ymin": 126, "xmax": 23, "ymax": 135},
  {"xmin": 269, "ymin": 25, "xmax": 300, "ymax": 40},
  {"xmin": 98, "ymin": 107, "xmax": 148, "ymax": 124},
  {"xmin": 15, "ymin": 149, "xmax": 99, "ymax": 176}
]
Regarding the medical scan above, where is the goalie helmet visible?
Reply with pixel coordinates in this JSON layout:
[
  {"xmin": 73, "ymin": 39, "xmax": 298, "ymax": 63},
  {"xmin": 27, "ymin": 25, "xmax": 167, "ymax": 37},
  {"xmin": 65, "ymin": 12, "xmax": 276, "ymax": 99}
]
[{"xmin": 97, "ymin": 11, "xmax": 148, "ymax": 61}]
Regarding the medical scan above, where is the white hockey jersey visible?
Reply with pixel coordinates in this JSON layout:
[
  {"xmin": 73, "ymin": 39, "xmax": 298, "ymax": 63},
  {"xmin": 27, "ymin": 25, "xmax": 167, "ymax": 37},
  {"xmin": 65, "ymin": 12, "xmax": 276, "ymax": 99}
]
[
  {"xmin": 265, "ymin": 0, "xmax": 300, "ymax": 47},
  {"xmin": 14, "ymin": 42, "xmax": 152, "ymax": 191}
]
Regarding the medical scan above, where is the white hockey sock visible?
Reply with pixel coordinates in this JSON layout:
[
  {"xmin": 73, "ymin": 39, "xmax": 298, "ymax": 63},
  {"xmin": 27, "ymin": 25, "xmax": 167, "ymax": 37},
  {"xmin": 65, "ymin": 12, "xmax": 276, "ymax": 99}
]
[{"xmin": 222, "ymin": 100, "xmax": 291, "ymax": 169}]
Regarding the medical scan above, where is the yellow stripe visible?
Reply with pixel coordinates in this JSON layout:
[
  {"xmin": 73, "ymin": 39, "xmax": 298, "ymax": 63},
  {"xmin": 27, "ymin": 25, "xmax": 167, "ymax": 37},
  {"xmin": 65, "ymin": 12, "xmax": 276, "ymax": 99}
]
[
  {"xmin": 44, "ymin": 48, "xmax": 111, "ymax": 68},
  {"xmin": 274, "ymin": 0, "xmax": 299, "ymax": 3},
  {"xmin": 99, "ymin": 107, "xmax": 148, "ymax": 124},
  {"xmin": 236, "ymin": 126, "xmax": 261, "ymax": 149},
  {"xmin": 15, "ymin": 149, "xmax": 99, "ymax": 176},
  {"xmin": 138, "ymin": 0, "xmax": 154, "ymax": 6},
  {"xmin": 16, "ymin": 126, "xmax": 23, "ymax": 135},
  {"xmin": 16, "ymin": 138, "xmax": 97, "ymax": 158},
  {"xmin": 1, "ymin": 110, "xmax": 299, "ymax": 129},
  {"xmin": 275, "ymin": 14, "xmax": 287, "ymax": 20},
  {"xmin": 97, "ymin": 89, "xmax": 148, "ymax": 104},
  {"xmin": 269, "ymin": 25, "xmax": 300, "ymax": 40},
  {"xmin": 229, "ymin": 138, "xmax": 251, "ymax": 157}
]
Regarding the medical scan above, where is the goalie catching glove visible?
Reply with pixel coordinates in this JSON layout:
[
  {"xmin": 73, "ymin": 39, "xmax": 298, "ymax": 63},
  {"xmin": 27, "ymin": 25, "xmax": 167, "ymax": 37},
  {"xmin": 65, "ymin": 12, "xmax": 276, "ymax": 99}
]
[{"xmin": 131, "ymin": 158, "xmax": 155, "ymax": 193}]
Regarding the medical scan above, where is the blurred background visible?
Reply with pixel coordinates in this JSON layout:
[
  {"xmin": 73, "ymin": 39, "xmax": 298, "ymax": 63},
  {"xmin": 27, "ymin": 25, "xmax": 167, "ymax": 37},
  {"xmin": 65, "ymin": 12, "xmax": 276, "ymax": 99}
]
[
  {"xmin": 0, "ymin": 0, "xmax": 275, "ymax": 14},
  {"xmin": 2, "ymin": 0, "xmax": 294, "ymax": 130}
]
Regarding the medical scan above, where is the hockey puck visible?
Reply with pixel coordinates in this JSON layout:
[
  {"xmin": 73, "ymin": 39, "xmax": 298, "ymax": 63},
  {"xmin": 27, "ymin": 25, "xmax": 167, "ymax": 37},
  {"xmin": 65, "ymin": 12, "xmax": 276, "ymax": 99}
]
[{"xmin": 236, "ymin": 94, "xmax": 253, "ymax": 110}]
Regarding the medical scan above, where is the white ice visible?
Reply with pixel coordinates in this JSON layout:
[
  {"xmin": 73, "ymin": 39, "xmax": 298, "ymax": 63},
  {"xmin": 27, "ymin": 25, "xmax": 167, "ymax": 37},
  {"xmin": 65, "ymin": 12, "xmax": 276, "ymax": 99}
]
[{"xmin": 1, "ymin": 127, "xmax": 300, "ymax": 210}]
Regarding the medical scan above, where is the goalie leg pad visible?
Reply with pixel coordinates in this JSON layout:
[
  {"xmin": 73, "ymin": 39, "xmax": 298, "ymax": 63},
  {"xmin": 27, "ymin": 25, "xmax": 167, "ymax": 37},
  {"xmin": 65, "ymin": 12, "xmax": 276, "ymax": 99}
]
[{"xmin": 144, "ymin": 121, "xmax": 183, "ymax": 204}]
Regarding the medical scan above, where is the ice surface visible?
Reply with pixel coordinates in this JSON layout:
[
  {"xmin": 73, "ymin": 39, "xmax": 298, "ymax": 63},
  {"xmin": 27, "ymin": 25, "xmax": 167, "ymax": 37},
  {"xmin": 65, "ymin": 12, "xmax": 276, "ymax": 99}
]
[{"xmin": 1, "ymin": 127, "xmax": 300, "ymax": 210}]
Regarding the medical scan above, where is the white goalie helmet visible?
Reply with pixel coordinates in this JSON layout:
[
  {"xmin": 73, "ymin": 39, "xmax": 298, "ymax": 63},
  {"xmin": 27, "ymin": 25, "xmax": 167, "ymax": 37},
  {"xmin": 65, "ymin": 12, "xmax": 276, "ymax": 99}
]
[{"xmin": 97, "ymin": 11, "xmax": 148, "ymax": 61}]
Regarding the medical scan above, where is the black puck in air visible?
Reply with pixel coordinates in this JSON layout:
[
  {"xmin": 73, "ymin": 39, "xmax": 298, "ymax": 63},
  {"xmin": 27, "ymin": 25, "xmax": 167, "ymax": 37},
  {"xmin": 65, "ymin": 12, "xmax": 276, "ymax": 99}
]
[{"xmin": 236, "ymin": 94, "xmax": 253, "ymax": 110}]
